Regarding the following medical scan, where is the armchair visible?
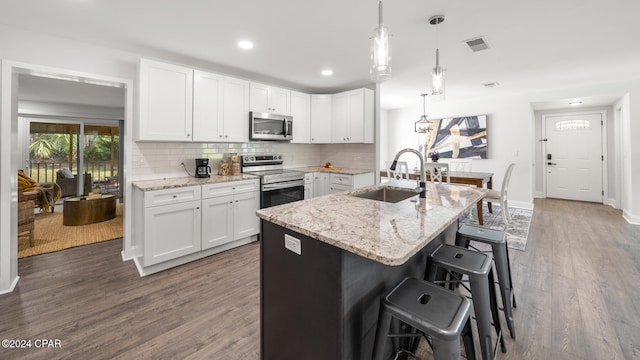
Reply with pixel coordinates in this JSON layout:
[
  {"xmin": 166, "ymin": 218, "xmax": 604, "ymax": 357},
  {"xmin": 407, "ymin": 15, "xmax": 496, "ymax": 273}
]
[{"xmin": 56, "ymin": 170, "xmax": 92, "ymax": 197}]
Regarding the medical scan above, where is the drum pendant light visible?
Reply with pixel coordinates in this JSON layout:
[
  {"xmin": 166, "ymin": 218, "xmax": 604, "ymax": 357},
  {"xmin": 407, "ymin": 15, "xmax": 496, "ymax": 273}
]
[{"xmin": 370, "ymin": 1, "xmax": 392, "ymax": 82}]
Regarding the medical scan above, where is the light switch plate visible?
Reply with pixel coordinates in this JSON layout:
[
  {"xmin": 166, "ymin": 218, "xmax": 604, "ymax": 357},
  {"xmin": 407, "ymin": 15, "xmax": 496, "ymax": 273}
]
[{"xmin": 284, "ymin": 234, "xmax": 302, "ymax": 255}]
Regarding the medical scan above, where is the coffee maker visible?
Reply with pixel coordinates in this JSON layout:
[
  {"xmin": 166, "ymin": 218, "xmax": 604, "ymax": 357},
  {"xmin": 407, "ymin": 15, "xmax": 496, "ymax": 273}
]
[{"xmin": 195, "ymin": 158, "xmax": 211, "ymax": 178}]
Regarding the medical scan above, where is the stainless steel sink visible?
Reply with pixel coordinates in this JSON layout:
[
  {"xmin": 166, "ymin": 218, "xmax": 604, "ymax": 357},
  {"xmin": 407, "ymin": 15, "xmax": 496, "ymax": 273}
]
[{"xmin": 352, "ymin": 187, "xmax": 418, "ymax": 203}]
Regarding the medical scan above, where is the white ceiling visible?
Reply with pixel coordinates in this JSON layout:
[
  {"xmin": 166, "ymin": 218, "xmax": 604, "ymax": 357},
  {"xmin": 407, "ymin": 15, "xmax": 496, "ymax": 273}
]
[{"xmin": 4, "ymin": 0, "xmax": 640, "ymax": 110}]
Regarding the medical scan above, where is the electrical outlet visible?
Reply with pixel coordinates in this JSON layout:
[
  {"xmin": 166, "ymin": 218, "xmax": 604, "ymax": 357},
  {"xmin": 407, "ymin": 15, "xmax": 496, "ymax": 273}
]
[{"xmin": 284, "ymin": 234, "xmax": 301, "ymax": 255}]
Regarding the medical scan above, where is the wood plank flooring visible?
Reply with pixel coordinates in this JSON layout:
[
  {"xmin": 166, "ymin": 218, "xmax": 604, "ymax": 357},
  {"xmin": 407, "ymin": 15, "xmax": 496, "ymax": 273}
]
[{"xmin": 0, "ymin": 198, "xmax": 639, "ymax": 359}]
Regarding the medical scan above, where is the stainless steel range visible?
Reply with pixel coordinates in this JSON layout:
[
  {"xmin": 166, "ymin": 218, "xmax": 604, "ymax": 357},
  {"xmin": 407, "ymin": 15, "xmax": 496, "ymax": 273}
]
[{"xmin": 240, "ymin": 154, "xmax": 305, "ymax": 208}]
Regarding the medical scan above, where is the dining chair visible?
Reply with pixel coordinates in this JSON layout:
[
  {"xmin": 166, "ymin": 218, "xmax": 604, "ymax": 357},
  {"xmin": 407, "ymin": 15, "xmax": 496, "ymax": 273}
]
[
  {"xmin": 385, "ymin": 161, "xmax": 409, "ymax": 181},
  {"xmin": 448, "ymin": 159, "xmax": 472, "ymax": 172},
  {"xmin": 484, "ymin": 163, "xmax": 516, "ymax": 224},
  {"xmin": 425, "ymin": 163, "xmax": 450, "ymax": 183}
]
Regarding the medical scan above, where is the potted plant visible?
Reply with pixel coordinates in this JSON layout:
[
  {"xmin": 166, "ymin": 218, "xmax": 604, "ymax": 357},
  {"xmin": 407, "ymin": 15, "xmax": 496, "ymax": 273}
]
[{"xmin": 93, "ymin": 183, "xmax": 101, "ymax": 194}]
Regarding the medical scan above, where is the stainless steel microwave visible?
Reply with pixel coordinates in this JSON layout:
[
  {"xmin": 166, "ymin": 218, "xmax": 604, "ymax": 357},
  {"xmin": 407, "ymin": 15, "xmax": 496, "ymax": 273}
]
[{"xmin": 250, "ymin": 112, "xmax": 293, "ymax": 141}]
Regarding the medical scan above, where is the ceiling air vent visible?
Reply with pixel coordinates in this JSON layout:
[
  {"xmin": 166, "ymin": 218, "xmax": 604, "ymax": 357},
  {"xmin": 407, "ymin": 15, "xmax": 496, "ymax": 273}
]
[{"xmin": 464, "ymin": 36, "xmax": 490, "ymax": 52}]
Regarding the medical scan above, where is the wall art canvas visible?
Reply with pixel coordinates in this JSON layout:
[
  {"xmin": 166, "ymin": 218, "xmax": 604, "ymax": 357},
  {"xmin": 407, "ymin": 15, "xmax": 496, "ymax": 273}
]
[{"xmin": 429, "ymin": 115, "xmax": 487, "ymax": 159}]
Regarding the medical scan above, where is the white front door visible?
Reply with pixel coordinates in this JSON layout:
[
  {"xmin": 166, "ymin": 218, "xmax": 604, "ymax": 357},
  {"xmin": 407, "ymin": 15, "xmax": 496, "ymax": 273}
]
[{"xmin": 544, "ymin": 112, "xmax": 603, "ymax": 202}]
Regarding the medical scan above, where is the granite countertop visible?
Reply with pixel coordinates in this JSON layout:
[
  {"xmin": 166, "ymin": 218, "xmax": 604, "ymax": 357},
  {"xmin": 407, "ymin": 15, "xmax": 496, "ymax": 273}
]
[
  {"xmin": 293, "ymin": 166, "xmax": 374, "ymax": 175},
  {"xmin": 256, "ymin": 180, "xmax": 486, "ymax": 266},
  {"xmin": 132, "ymin": 174, "xmax": 259, "ymax": 191}
]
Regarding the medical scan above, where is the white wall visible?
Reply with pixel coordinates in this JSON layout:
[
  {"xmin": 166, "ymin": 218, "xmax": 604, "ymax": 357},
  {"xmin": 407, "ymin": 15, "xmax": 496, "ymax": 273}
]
[{"xmin": 385, "ymin": 94, "xmax": 534, "ymax": 209}]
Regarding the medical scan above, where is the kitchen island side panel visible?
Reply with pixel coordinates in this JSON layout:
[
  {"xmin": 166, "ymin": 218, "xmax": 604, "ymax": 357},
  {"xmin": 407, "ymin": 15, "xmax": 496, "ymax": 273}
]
[
  {"xmin": 261, "ymin": 221, "xmax": 342, "ymax": 360},
  {"xmin": 261, "ymin": 219, "xmax": 458, "ymax": 360}
]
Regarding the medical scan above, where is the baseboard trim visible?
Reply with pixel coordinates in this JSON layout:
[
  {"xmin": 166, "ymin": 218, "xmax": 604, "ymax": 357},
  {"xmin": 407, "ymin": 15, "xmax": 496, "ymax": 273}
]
[
  {"xmin": 508, "ymin": 200, "xmax": 534, "ymax": 211},
  {"xmin": 0, "ymin": 276, "xmax": 20, "ymax": 295},
  {"xmin": 134, "ymin": 235, "xmax": 258, "ymax": 277},
  {"xmin": 622, "ymin": 210, "xmax": 640, "ymax": 225}
]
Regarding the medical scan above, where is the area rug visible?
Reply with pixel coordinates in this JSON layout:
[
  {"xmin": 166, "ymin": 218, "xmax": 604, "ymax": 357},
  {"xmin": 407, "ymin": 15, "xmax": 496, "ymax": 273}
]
[
  {"xmin": 18, "ymin": 203, "xmax": 123, "ymax": 258},
  {"xmin": 459, "ymin": 203, "xmax": 532, "ymax": 251}
]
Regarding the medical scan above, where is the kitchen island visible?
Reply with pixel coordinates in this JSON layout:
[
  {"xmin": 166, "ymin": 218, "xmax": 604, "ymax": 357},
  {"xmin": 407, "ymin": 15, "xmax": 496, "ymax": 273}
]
[{"xmin": 256, "ymin": 181, "xmax": 486, "ymax": 360}]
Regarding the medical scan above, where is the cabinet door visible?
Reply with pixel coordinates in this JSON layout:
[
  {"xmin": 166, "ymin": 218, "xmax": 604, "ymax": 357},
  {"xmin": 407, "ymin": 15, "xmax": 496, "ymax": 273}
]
[
  {"xmin": 143, "ymin": 200, "xmax": 201, "ymax": 266},
  {"xmin": 270, "ymin": 86, "xmax": 291, "ymax": 115},
  {"xmin": 138, "ymin": 59, "xmax": 193, "ymax": 141},
  {"xmin": 193, "ymin": 70, "xmax": 224, "ymax": 142},
  {"xmin": 310, "ymin": 95, "xmax": 333, "ymax": 143},
  {"xmin": 313, "ymin": 172, "xmax": 330, "ymax": 197},
  {"xmin": 223, "ymin": 77, "xmax": 250, "ymax": 142},
  {"xmin": 250, "ymin": 82, "xmax": 271, "ymax": 113},
  {"xmin": 331, "ymin": 92, "xmax": 348, "ymax": 143},
  {"xmin": 234, "ymin": 191, "xmax": 260, "ymax": 239},
  {"xmin": 346, "ymin": 89, "xmax": 365, "ymax": 143},
  {"xmin": 201, "ymin": 195, "xmax": 234, "ymax": 250},
  {"xmin": 290, "ymin": 91, "xmax": 311, "ymax": 143}
]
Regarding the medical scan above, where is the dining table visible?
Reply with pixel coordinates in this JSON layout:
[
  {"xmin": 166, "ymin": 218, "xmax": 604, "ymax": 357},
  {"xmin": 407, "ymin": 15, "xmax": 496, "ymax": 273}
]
[{"xmin": 380, "ymin": 170, "xmax": 494, "ymax": 225}]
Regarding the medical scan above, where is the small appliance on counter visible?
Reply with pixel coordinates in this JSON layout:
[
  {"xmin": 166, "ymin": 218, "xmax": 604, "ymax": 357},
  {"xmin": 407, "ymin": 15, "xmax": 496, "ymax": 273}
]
[{"xmin": 195, "ymin": 158, "xmax": 211, "ymax": 178}]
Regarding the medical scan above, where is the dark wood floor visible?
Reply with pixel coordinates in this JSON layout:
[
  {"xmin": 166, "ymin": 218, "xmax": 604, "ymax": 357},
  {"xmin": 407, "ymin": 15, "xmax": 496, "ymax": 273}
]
[{"xmin": 1, "ymin": 198, "xmax": 638, "ymax": 359}]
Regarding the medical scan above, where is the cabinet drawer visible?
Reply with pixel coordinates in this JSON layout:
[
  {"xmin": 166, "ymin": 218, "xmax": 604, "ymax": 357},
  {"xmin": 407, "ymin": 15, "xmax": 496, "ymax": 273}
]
[
  {"xmin": 144, "ymin": 186, "xmax": 201, "ymax": 208},
  {"xmin": 330, "ymin": 174, "xmax": 353, "ymax": 186},
  {"xmin": 329, "ymin": 183, "xmax": 352, "ymax": 193},
  {"xmin": 202, "ymin": 179, "xmax": 260, "ymax": 199}
]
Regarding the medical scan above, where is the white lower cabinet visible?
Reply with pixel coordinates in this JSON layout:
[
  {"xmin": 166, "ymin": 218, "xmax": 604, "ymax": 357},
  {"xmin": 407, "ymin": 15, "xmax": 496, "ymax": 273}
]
[
  {"xmin": 313, "ymin": 172, "xmax": 330, "ymax": 197},
  {"xmin": 134, "ymin": 179, "xmax": 259, "ymax": 273},
  {"xmin": 304, "ymin": 173, "xmax": 314, "ymax": 199},
  {"xmin": 201, "ymin": 180, "xmax": 259, "ymax": 250},
  {"xmin": 143, "ymin": 200, "xmax": 201, "ymax": 266},
  {"xmin": 201, "ymin": 195, "xmax": 234, "ymax": 250}
]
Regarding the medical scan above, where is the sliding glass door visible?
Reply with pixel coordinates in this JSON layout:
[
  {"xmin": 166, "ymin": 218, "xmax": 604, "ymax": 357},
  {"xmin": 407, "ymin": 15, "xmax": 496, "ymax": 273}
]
[{"xmin": 23, "ymin": 118, "xmax": 121, "ymax": 198}]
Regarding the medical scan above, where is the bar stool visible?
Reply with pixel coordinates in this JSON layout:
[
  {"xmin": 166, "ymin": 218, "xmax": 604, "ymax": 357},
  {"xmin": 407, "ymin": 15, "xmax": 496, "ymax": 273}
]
[
  {"xmin": 372, "ymin": 277, "xmax": 475, "ymax": 360},
  {"xmin": 456, "ymin": 224, "xmax": 516, "ymax": 339},
  {"xmin": 427, "ymin": 244, "xmax": 506, "ymax": 360}
]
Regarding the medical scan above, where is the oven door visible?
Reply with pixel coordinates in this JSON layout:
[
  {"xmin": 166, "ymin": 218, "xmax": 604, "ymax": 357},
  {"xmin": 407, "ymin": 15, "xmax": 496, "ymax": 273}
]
[{"xmin": 261, "ymin": 181, "xmax": 305, "ymax": 208}]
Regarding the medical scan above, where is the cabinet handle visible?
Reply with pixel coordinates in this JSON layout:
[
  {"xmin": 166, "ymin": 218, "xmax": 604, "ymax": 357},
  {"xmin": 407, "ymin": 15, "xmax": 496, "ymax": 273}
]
[
  {"xmin": 196, "ymin": 207, "xmax": 200, "ymax": 210},
  {"xmin": 172, "ymin": 195, "xmax": 177, "ymax": 198},
  {"xmin": 187, "ymin": 134, "xmax": 191, "ymax": 137},
  {"xmin": 225, "ymin": 135, "xmax": 228, "ymax": 138}
]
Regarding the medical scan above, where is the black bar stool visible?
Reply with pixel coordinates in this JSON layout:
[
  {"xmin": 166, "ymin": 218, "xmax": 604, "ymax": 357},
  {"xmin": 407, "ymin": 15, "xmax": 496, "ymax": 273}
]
[
  {"xmin": 372, "ymin": 277, "xmax": 475, "ymax": 360},
  {"xmin": 456, "ymin": 224, "xmax": 516, "ymax": 339},
  {"xmin": 427, "ymin": 244, "xmax": 506, "ymax": 360}
]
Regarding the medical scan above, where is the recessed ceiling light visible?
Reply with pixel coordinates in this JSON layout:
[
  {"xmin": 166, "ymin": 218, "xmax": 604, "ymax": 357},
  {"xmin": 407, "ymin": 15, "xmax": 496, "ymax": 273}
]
[
  {"xmin": 569, "ymin": 101, "xmax": 582, "ymax": 106},
  {"xmin": 238, "ymin": 40, "xmax": 254, "ymax": 50},
  {"xmin": 482, "ymin": 82, "xmax": 500, "ymax": 88},
  {"xmin": 321, "ymin": 69, "xmax": 333, "ymax": 76}
]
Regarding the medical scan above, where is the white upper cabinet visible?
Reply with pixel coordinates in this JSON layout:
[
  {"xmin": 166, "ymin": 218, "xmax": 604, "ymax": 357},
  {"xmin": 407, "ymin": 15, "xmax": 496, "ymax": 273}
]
[
  {"xmin": 221, "ymin": 77, "xmax": 250, "ymax": 142},
  {"xmin": 193, "ymin": 70, "xmax": 224, "ymax": 142},
  {"xmin": 138, "ymin": 59, "xmax": 194, "ymax": 141},
  {"xmin": 290, "ymin": 91, "xmax": 311, "ymax": 144},
  {"xmin": 250, "ymin": 82, "xmax": 291, "ymax": 115},
  {"xmin": 332, "ymin": 88, "xmax": 374, "ymax": 143},
  {"xmin": 138, "ymin": 59, "xmax": 249, "ymax": 143},
  {"xmin": 310, "ymin": 94, "xmax": 333, "ymax": 143}
]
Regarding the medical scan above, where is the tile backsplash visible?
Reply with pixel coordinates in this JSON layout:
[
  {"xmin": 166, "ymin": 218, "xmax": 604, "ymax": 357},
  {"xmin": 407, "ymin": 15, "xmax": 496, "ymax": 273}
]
[{"xmin": 131, "ymin": 142, "xmax": 375, "ymax": 180}]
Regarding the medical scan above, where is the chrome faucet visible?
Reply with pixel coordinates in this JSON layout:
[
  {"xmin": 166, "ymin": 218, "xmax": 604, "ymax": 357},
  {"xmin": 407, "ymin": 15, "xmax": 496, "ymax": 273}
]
[{"xmin": 390, "ymin": 148, "xmax": 426, "ymax": 198}]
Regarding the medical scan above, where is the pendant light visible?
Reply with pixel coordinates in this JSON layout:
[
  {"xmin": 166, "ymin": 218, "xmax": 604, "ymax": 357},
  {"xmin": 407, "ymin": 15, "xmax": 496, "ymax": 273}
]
[
  {"xmin": 429, "ymin": 15, "xmax": 445, "ymax": 100},
  {"xmin": 414, "ymin": 94, "xmax": 431, "ymax": 133},
  {"xmin": 370, "ymin": 1, "xmax": 392, "ymax": 82}
]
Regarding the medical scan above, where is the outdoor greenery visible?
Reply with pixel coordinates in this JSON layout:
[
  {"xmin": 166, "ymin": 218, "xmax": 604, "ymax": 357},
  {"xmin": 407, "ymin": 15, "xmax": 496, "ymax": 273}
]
[
  {"xmin": 29, "ymin": 133, "xmax": 119, "ymax": 163},
  {"xmin": 28, "ymin": 131, "xmax": 119, "ymax": 184}
]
